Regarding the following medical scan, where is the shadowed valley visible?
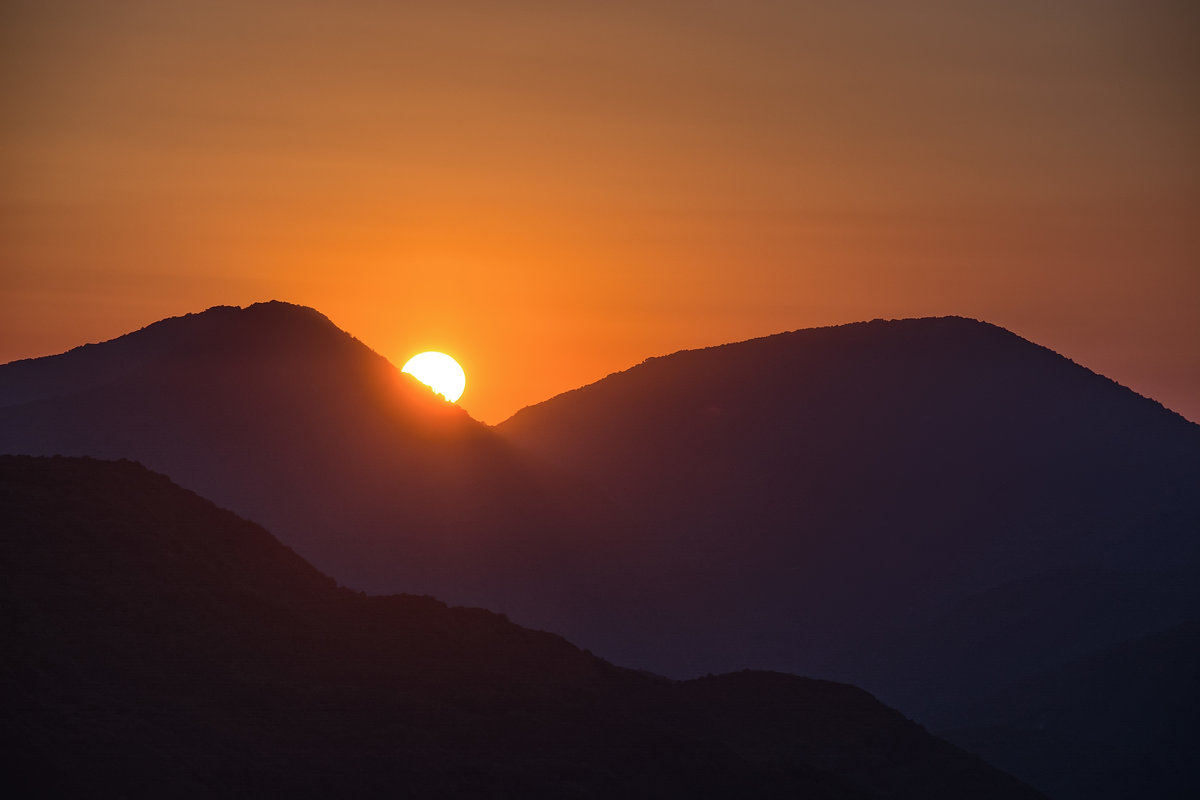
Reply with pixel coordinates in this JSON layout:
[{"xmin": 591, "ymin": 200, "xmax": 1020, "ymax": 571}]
[{"xmin": 0, "ymin": 455, "xmax": 1042, "ymax": 798}]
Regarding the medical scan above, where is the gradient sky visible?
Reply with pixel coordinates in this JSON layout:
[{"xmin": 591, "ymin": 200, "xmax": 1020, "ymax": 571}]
[{"xmin": 2, "ymin": 1, "xmax": 1197, "ymax": 423}]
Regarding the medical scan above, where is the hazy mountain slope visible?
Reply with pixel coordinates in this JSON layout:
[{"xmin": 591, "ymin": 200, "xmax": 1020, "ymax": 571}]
[
  {"xmin": 0, "ymin": 455, "xmax": 1042, "ymax": 799},
  {"xmin": 868, "ymin": 566, "xmax": 1200, "ymax": 724},
  {"xmin": 0, "ymin": 302, "xmax": 626, "ymax": 637},
  {"xmin": 941, "ymin": 620, "xmax": 1200, "ymax": 800},
  {"xmin": 498, "ymin": 316, "xmax": 1200, "ymax": 694}
]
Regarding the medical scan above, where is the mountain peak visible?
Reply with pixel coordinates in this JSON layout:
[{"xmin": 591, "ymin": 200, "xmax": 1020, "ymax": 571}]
[
  {"xmin": 505, "ymin": 314, "xmax": 1182, "ymax": 433},
  {"xmin": 0, "ymin": 300, "xmax": 427, "ymax": 412},
  {"xmin": 133, "ymin": 300, "xmax": 354, "ymax": 356},
  {"xmin": 191, "ymin": 299, "xmax": 341, "ymax": 331}
]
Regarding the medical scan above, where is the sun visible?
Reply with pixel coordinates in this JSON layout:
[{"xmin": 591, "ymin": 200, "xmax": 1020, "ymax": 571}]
[{"xmin": 401, "ymin": 351, "xmax": 466, "ymax": 403}]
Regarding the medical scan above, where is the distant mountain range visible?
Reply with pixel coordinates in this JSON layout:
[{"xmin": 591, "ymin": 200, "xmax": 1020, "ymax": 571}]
[
  {"xmin": 3, "ymin": 303, "xmax": 1197, "ymax": 798},
  {"xmin": 1, "ymin": 455, "xmax": 1042, "ymax": 798}
]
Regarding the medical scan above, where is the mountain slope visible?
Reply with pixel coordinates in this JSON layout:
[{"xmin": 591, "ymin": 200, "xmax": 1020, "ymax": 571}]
[
  {"xmin": 0, "ymin": 302, "xmax": 624, "ymax": 637},
  {"xmin": 941, "ymin": 620, "xmax": 1200, "ymax": 800},
  {"xmin": 498, "ymin": 316, "xmax": 1200, "ymax": 703},
  {"xmin": 0, "ymin": 455, "xmax": 1042, "ymax": 799}
]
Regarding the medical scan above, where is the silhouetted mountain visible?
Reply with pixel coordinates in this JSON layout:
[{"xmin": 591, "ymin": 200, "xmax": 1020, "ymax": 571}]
[
  {"xmin": 500, "ymin": 317, "xmax": 1200, "ymax": 675},
  {"xmin": 499, "ymin": 317, "xmax": 1200, "ymax": 797},
  {"xmin": 0, "ymin": 302, "xmax": 621, "ymax": 639},
  {"xmin": 0, "ymin": 455, "xmax": 1042, "ymax": 798}
]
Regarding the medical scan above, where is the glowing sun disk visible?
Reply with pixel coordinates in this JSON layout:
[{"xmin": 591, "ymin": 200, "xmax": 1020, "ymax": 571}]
[{"xmin": 402, "ymin": 351, "xmax": 466, "ymax": 403}]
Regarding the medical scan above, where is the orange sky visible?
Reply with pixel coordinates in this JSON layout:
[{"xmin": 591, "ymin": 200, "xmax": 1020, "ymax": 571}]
[{"xmin": 2, "ymin": 1, "xmax": 1197, "ymax": 423}]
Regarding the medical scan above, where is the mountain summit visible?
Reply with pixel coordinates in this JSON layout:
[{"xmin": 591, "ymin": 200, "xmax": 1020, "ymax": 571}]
[{"xmin": 1, "ymin": 300, "xmax": 474, "ymax": 422}]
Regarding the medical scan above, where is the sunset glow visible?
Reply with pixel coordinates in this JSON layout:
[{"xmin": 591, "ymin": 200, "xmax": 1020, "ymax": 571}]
[
  {"xmin": 1, "ymin": 2, "xmax": 1196, "ymax": 424},
  {"xmin": 1, "ymin": 5, "xmax": 1196, "ymax": 796}
]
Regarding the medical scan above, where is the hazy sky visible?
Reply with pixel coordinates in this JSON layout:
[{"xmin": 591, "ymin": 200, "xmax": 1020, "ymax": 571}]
[{"xmin": 2, "ymin": 1, "xmax": 1197, "ymax": 423}]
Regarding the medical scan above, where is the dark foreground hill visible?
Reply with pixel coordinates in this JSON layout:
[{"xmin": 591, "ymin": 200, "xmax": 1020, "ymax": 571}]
[
  {"xmin": 0, "ymin": 455, "xmax": 1041, "ymax": 799},
  {"xmin": 0, "ymin": 302, "xmax": 620, "ymax": 639}
]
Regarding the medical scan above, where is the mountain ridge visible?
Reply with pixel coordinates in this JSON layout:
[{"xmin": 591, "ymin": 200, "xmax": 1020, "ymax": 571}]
[
  {"xmin": 3, "ymin": 303, "xmax": 1196, "ymax": 799},
  {"xmin": 502, "ymin": 315, "xmax": 1192, "ymax": 427},
  {"xmin": 0, "ymin": 301, "xmax": 444, "ymax": 410}
]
